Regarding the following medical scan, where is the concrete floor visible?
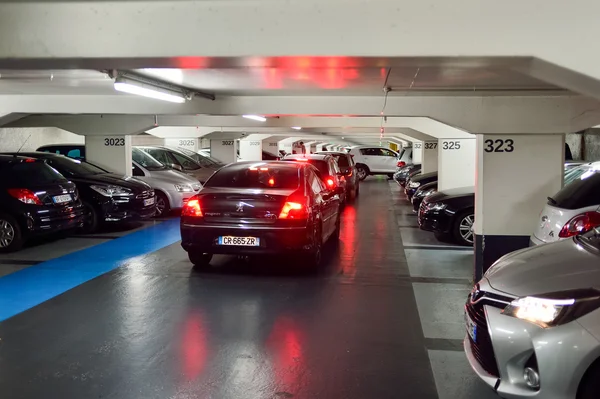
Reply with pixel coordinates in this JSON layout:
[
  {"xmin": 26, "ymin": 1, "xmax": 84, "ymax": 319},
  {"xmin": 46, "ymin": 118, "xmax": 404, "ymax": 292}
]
[{"xmin": 0, "ymin": 179, "xmax": 498, "ymax": 399}]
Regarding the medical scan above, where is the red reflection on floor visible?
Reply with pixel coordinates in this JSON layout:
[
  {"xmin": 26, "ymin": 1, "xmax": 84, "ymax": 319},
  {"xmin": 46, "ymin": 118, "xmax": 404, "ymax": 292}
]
[
  {"xmin": 180, "ymin": 311, "xmax": 208, "ymax": 380},
  {"xmin": 266, "ymin": 317, "xmax": 305, "ymax": 389},
  {"xmin": 340, "ymin": 205, "xmax": 357, "ymax": 278}
]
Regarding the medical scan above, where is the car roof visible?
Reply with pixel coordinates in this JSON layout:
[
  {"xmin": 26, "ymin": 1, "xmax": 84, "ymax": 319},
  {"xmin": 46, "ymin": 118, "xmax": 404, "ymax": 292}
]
[
  {"xmin": 221, "ymin": 160, "xmax": 305, "ymax": 171},
  {"xmin": 314, "ymin": 151, "xmax": 349, "ymax": 156},
  {"xmin": 37, "ymin": 144, "xmax": 83, "ymax": 148},
  {"xmin": 282, "ymin": 154, "xmax": 331, "ymax": 161},
  {"xmin": 3, "ymin": 151, "xmax": 59, "ymax": 158},
  {"xmin": 0, "ymin": 154, "xmax": 39, "ymax": 164}
]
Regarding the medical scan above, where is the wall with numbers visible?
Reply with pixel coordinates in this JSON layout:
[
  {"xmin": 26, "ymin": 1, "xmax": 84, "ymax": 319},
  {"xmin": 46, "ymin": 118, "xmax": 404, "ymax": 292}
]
[
  {"xmin": 164, "ymin": 138, "xmax": 198, "ymax": 151},
  {"xmin": 438, "ymin": 138, "xmax": 476, "ymax": 191},
  {"xmin": 211, "ymin": 139, "xmax": 238, "ymax": 164}
]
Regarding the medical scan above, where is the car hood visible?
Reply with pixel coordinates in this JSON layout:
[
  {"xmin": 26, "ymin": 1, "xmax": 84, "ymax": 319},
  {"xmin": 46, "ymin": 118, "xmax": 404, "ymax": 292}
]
[
  {"xmin": 411, "ymin": 172, "xmax": 438, "ymax": 182},
  {"xmin": 485, "ymin": 238, "xmax": 600, "ymax": 297},
  {"xmin": 426, "ymin": 186, "xmax": 474, "ymax": 202},
  {"xmin": 70, "ymin": 173, "xmax": 150, "ymax": 190},
  {"xmin": 146, "ymin": 169, "xmax": 200, "ymax": 184}
]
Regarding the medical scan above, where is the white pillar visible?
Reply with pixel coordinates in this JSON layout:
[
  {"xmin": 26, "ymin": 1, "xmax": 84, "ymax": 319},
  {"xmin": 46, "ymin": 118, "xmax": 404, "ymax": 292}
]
[
  {"xmin": 164, "ymin": 137, "xmax": 198, "ymax": 151},
  {"xmin": 280, "ymin": 141, "xmax": 293, "ymax": 155},
  {"xmin": 239, "ymin": 138, "xmax": 263, "ymax": 161},
  {"xmin": 438, "ymin": 138, "xmax": 476, "ymax": 191},
  {"xmin": 421, "ymin": 140, "xmax": 439, "ymax": 173},
  {"xmin": 474, "ymin": 134, "xmax": 564, "ymax": 280},
  {"xmin": 85, "ymin": 135, "xmax": 132, "ymax": 176},
  {"xmin": 262, "ymin": 137, "xmax": 280, "ymax": 157},
  {"xmin": 316, "ymin": 143, "xmax": 325, "ymax": 152},
  {"xmin": 412, "ymin": 141, "xmax": 423, "ymax": 164},
  {"xmin": 210, "ymin": 138, "xmax": 238, "ymax": 164}
]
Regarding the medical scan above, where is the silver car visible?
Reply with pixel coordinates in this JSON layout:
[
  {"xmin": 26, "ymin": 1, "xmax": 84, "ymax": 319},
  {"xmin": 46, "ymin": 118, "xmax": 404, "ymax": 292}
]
[
  {"xmin": 136, "ymin": 145, "xmax": 219, "ymax": 183},
  {"xmin": 132, "ymin": 148, "xmax": 201, "ymax": 216},
  {"xmin": 465, "ymin": 228, "xmax": 600, "ymax": 398}
]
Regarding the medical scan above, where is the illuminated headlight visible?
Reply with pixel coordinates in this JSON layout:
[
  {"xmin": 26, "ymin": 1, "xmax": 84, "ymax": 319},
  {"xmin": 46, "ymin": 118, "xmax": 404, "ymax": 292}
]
[
  {"xmin": 428, "ymin": 202, "xmax": 446, "ymax": 211},
  {"xmin": 175, "ymin": 184, "xmax": 194, "ymax": 192},
  {"xmin": 503, "ymin": 290, "xmax": 600, "ymax": 328},
  {"xmin": 90, "ymin": 185, "xmax": 132, "ymax": 197},
  {"xmin": 408, "ymin": 181, "xmax": 421, "ymax": 188}
]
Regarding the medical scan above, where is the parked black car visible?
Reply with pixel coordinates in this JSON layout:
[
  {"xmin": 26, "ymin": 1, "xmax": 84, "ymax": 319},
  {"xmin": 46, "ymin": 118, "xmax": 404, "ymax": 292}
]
[
  {"xmin": 0, "ymin": 155, "xmax": 86, "ymax": 252},
  {"xmin": 281, "ymin": 153, "xmax": 348, "ymax": 204},
  {"xmin": 405, "ymin": 171, "xmax": 438, "ymax": 201},
  {"xmin": 315, "ymin": 150, "xmax": 360, "ymax": 200},
  {"xmin": 418, "ymin": 186, "xmax": 475, "ymax": 246},
  {"xmin": 6, "ymin": 152, "xmax": 156, "ymax": 232},
  {"xmin": 394, "ymin": 164, "xmax": 421, "ymax": 187},
  {"xmin": 180, "ymin": 161, "xmax": 341, "ymax": 268},
  {"xmin": 411, "ymin": 181, "xmax": 438, "ymax": 213}
]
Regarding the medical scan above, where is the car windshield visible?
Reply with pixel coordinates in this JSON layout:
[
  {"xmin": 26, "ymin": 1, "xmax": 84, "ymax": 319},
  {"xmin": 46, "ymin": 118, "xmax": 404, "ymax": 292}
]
[
  {"xmin": 132, "ymin": 148, "xmax": 166, "ymax": 171},
  {"xmin": 3, "ymin": 161, "xmax": 68, "ymax": 185},
  {"xmin": 564, "ymin": 164, "xmax": 593, "ymax": 186},
  {"xmin": 205, "ymin": 165, "xmax": 300, "ymax": 189},
  {"xmin": 176, "ymin": 147, "xmax": 221, "ymax": 167},
  {"xmin": 47, "ymin": 156, "xmax": 107, "ymax": 176},
  {"xmin": 331, "ymin": 154, "xmax": 350, "ymax": 168},
  {"xmin": 551, "ymin": 169, "xmax": 600, "ymax": 209}
]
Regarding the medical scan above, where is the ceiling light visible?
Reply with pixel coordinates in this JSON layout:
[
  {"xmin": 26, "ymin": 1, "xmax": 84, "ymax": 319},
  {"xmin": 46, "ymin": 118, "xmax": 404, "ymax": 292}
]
[
  {"xmin": 114, "ymin": 77, "xmax": 186, "ymax": 103},
  {"xmin": 242, "ymin": 115, "xmax": 267, "ymax": 122},
  {"xmin": 291, "ymin": 126, "xmax": 302, "ymax": 130}
]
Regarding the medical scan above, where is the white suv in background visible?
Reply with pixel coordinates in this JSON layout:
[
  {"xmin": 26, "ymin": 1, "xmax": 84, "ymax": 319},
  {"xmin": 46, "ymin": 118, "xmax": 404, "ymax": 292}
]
[
  {"xmin": 348, "ymin": 146, "xmax": 399, "ymax": 181},
  {"xmin": 530, "ymin": 162, "xmax": 600, "ymax": 245}
]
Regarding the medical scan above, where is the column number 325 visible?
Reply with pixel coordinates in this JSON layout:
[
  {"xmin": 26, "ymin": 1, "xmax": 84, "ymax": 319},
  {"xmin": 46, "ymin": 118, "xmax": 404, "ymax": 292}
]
[{"xmin": 484, "ymin": 139, "xmax": 514, "ymax": 153}]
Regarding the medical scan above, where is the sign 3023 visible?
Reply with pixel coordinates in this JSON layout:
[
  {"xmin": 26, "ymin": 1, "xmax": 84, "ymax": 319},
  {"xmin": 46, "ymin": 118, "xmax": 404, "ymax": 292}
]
[{"xmin": 104, "ymin": 138, "xmax": 125, "ymax": 146}]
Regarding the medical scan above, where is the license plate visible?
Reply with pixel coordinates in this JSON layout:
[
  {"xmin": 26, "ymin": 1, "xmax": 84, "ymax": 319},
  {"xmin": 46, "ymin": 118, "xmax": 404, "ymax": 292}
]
[
  {"xmin": 218, "ymin": 236, "xmax": 260, "ymax": 246},
  {"xmin": 144, "ymin": 197, "xmax": 155, "ymax": 206},
  {"xmin": 465, "ymin": 311, "xmax": 477, "ymax": 342},
  {"xmin": 53, "ymin": 194, "xmax": 71, "ymax": 204}
]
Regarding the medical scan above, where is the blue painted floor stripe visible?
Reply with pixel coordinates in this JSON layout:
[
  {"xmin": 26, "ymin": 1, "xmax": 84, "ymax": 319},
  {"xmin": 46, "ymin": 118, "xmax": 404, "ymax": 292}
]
[{"xmin": 0, "ymin": 219, "xmax": 181, "ymax": 322}]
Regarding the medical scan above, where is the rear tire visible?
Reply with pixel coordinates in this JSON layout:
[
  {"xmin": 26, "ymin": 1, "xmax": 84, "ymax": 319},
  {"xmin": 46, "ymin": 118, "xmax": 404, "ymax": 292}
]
[
  {"xmin": 189, "ymin": 251, "xmax": 213, "ymax": 268},
  {"xmin": 356, "ymin": 164, "xmax": 369, "ymax": 181},
  {"xmin": 578, "ymin": 359, "xmax": 600, "ymax": 399},
  {"xmin": 306, "ymin": 224, "xmax": 323, "ymax": 269},
  {"xmin": 0, "ymin": 214, "xmax": 23, "ymax": 253},
  {"xmin": 154, "ymin": 191, "xmax": 170, "ymax": 218},
  {"xmin": 452, "ymin": 210, "xmax": 475, "ymax": 246},
  {"xmin": 82, "ymin": 202, "xmax": 99, "ymax": 233}
]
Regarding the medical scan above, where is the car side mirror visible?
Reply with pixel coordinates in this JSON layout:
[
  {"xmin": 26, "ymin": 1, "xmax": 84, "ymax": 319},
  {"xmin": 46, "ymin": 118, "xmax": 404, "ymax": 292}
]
[{"xmin": 170, "ymin": 163, "xmax": 183, "ymax": 171}]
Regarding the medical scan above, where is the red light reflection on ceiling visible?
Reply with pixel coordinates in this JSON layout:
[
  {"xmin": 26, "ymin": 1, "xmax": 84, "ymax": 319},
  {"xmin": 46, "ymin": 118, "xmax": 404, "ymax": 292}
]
[
  {"xmin": 174, "ymin": 57, "xmax": 209, "ymax": 69},
  {"xmin": 261, "ymin": 57, "xmax": 360, "ymax": 90},
  {"xmin": 180, "ymin": 311, "xmax": 208, "ymax": 380}
]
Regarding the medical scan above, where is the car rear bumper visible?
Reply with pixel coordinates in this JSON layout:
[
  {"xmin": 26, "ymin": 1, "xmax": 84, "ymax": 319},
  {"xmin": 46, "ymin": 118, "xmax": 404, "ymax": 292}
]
[
  {"xmin": 23, "ymin": 204, "xmax": 86, "ymax": 234},
  {"xmin": 181, "ymin": 223, "xmax": 314, "ymax": 255},
  {"xmin": 102, "ymin": 202, "xmax": 156, "ymax": 222}
]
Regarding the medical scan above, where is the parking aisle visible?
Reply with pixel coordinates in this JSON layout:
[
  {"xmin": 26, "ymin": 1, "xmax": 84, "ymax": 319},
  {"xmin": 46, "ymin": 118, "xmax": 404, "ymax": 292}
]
[
  {"xmin": 0, "ymin": 179, "xmax": 438, "ymax": 399},
  {"xmin": 389, "ymin": 182, "xmax": 498, "ymax": 399}
]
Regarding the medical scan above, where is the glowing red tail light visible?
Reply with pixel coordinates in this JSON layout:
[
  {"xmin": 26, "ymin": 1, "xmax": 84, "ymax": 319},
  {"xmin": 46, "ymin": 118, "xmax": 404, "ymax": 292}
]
[
  {"xmin": 397, "ymin": 161, "xmax": 406, "ymax": 167},
  {"xmin": 559, "ymin": 211, "xmax": 600, "ymax": 238},
  {"xmin": 279, "ymin": 201, "xmax": 308, "ymax": 219},
  {"xmin": 8, "ymin": 188, "xmax": 42, "ymax": 205},
  {"xmin": 326, "ymin": 177, "xmax": 336, "ymax": 187},
  {"xmin": 182, "ymin": 198, "xmax": 203, "ymax": 217}
]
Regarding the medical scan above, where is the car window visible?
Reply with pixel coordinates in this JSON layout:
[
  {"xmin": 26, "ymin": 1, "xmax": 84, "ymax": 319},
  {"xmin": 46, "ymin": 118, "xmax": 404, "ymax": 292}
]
[
  {"xmin": 171, "ymin": 151, "xmax": 201, "ymax": 170},
  {"xmin": 330, "ymin": 158, "xmax": 341, "ymax": 174},
  {"xmin": 307, "ymin": 169, "xmax": 327, "ymax": 193},
  {"xmin": 132, "ymin": 148, "xmax": 166, "ymax": 171},
  {"xmin": 551, "ymin": 170, "xmax": 600, "ymax": 209},
  {"xmin": 143, "ymin": 148, "xmax": 171, "ymax": 165},
  {"xmin": 334, "ymin": 155, "xmax": 350, "ymax": 168},
  {"xmin": 380, "ymin": 149, "xmax": 397, "ymax": 157},
  {"xmin": 132, "ymin": 163, "xmax": 145, "ymax": 177},
  {"xmin": 359, "ymin": 148, "xmax": 377, "ymax": 156},
  {"xmin": 67, "ymin": 149, "xmax": 82, "ymax": 158},
  {"xmin": 2, "ymin": 161, "xmax": 68, "ymax": 185},
  {"xmin": 205, "ymin": 165, "xmax": 300, "ymax": 189}
]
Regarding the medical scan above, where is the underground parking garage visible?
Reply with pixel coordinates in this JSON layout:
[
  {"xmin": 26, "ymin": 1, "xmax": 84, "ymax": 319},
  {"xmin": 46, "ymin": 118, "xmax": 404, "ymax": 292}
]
[{"xmin": 3, "ymin": 2, "xmax": 600, "ymax": 398}]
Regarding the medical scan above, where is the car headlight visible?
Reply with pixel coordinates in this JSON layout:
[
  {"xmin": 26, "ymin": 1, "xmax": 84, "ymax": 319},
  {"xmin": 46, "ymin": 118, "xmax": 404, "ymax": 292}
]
[
  {"xmin": 175, "ymin": 184, "xmax": 194, "ymax": 192},
  {"xmin": 424, "ymin": 189, "xmax": 437, "ymax": 197},
  {"xmin": 428, "ymin": 202, "xmax": 446, "ymax": 211},
  {"xmin": 408, "ymin": 181, "xmax": 421, "ymax": 188},
  {"xmin": 502, "ymin": 289, "xmax": 600, "ymax": 328},
  {"xmin": 90, "ymin": 185, "xmax": 133, "ymax": 197}
]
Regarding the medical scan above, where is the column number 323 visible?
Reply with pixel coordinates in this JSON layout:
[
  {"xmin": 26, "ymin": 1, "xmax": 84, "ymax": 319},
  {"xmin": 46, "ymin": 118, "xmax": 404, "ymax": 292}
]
[{"xmin": 484, "ymin": 139, "xmax": 514, "ymax": 153}]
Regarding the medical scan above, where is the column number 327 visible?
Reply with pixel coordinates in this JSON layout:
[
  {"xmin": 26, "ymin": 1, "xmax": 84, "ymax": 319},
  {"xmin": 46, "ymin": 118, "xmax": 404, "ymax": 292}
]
[{"xmin": 484, "ymin": 139, "xmax": 514, "ymax": 153}]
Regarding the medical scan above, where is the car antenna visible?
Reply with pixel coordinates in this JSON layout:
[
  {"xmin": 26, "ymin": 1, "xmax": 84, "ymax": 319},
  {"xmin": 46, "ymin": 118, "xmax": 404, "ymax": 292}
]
[{"xmin": 16, "ymin": 133, "xmax": 32, "ymax": 153}]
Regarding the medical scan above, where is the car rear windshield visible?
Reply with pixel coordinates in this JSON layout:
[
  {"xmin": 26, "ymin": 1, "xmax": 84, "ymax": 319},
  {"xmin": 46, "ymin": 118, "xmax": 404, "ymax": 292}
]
[
  {"xmin": 205, "ymin": 166, "xmax": 300, "ymax": 189},
  {"xmin": 331, "ymin": 155, "xmax": 350, "ymax": 168},
  {"xmin": 286, "ymin": 159, "xmax": 328, "ymax": 176},
  {"xmin": 551, "ymin": 170, "xmax": 600, "ymax": 209},
  {"xmin": 2, "ymin": 161, "xmax": 68, "ymax": 185}
]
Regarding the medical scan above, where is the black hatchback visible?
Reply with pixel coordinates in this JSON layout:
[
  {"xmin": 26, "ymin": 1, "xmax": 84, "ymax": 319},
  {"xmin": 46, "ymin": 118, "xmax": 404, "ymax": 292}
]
[
  {"xmin": 7, "ymin": 152, "xmax": 156, "ymax": 232},
  {"xmin": 0, "ymin": 155, "xmax": 85, "ymax": 252}
]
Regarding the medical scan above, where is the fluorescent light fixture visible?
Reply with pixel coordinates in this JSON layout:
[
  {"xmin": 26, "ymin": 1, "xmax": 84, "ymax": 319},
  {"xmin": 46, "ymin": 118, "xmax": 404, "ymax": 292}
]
[
  {"xmin": 242, "ymin": 115, "xmax": 267, "ymax": 122},
  {"xmin": 291, "ymin": 126, "xmax": 302, "ymax": 130},
  {"xmin": 114, "ymin": 77, "xmax": 186, "ymax": 103}
]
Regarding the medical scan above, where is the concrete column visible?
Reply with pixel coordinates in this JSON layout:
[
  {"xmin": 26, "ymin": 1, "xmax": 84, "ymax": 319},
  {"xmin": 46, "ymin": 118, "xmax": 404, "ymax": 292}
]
[
  {"xmin": 262, "ymin": 137, "xmax": 280, "ymax": 157},
  {"xmin": 421, "ymin": 140, "xmax": 439, "ymax": 173},
  {"xmin": 85, "ymin": 135, "xmax": 133, "ymax": 176},
  {"xmin": 164, "ymin": 137, "xmax": 198, "ymax": 151},
  {"xmin": 438, "ymin": 138, "xmax": 476, "ymax": 191},
  {"xmin": 239, "ymin": 138, "xmax": 262, "ymax": 161},
  {"xmin": 412, "ymin": 141, "xmax": 423, "ymax": 164},
  {"xmin": 210, "ymin": 138, "xmax": 238, "ymax": 164},
  {"xmin": 280, "ymin": 141, "xmax": 293, "ymax": 155},
  {"xmin": 316, "ymin": 143, "xmax": 325, "ymax": 152},
  {"xmin": 474, "ymin": 134, "xmax": 564, "ymax": 280}
]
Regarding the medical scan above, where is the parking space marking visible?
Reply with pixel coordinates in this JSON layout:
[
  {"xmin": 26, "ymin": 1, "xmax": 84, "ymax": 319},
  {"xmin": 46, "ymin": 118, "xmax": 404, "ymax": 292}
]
[
  {"xmin": 403, "ymin": 245, "xmax": 473, "ymax": 251},
  {"xmin": 0, "ymin": 219, "xmax": 181, "ymax": 322}
]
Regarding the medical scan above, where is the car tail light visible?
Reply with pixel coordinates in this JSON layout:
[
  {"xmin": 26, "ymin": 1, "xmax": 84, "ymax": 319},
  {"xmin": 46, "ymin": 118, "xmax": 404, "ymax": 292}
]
[
  {"xmin": 558, "ymin": 212, "xmax": 600, "ymax": 238},
  {"xmin": 325, "ymin": 176, "xmax": 336, "ymax": 188},
  {"xmin": 182, "ymin": 198, "xmax": 203, "ymax": 217},
  {"xmin": 7, "ymin": 188, "xmax": 42, "ymax": 205},
  {"xmin": 345, "ymin": 169, "xmax": 353, "ymax": 177},
  {"xmin": 397, "ymin": 161, "xmax": 406, "ymax": 167},
  {"xmin": 279, "ymin": 201, "xmax": 308, "ymax": 219}
]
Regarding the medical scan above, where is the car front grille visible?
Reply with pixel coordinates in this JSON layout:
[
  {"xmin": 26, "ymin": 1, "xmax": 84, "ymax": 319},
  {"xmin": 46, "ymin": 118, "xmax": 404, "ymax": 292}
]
[
  {"xmin": 136, "ymin": 190, "xmax": 155, "ymax": 199},
  {"xmin": 465, "ymin": 289, "xmax": 512, "ymax": 378}
]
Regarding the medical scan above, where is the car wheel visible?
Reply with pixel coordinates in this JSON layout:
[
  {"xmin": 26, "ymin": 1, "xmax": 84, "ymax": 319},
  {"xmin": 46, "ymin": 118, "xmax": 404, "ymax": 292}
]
[
  {"xmin": 306, "ymin": 224, "xmax": 323, "ymax": 269},
  {"xmin": 578, "ymin": 360, "xmax": 600, "ymax": 399},
  {"xmin": 356, "ymin": 165, "xmax": 369, "ymax": 181},
  {"xmin": 0, "ymin": 214, "xmax": 23, "ymax": 253},
  {"xmin": 154, "ymin": 192, "xmax": 170, "ymax": 217},
  {"xmin": 81, "ymin": 202, "xmax": 99, "ymax": 233},
  {"xmin": 188, "ymin": 251, "xmax": 213, "ymax": 268},
  {"xmin": 453, "ymin": 210, "xmax": 475, "ymax": 246}
]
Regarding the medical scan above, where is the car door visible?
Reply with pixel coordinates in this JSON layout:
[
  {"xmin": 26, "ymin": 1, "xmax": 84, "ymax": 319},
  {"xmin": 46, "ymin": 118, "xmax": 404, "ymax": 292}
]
[
  {"xmin": 359, "ymin": 147, "xmax": 381, "ymax": 171},
  {"xmin": 308, "ymin": 168, "xmax": 335, "ymax": 239},
  {"xmin": 379, "ymin": 148, "xmax": 399, "ymax": 173}
]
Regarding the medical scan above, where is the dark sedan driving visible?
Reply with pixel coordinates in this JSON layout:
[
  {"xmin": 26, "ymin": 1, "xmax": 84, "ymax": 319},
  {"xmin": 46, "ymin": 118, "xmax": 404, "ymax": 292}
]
[
  {"xmin": 314, "ymin": 150, "xmax": 360, "ymax": 200},
  {"xmin": 181, "ymin": 161, "xmax": 342, "ymax": 268}
]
